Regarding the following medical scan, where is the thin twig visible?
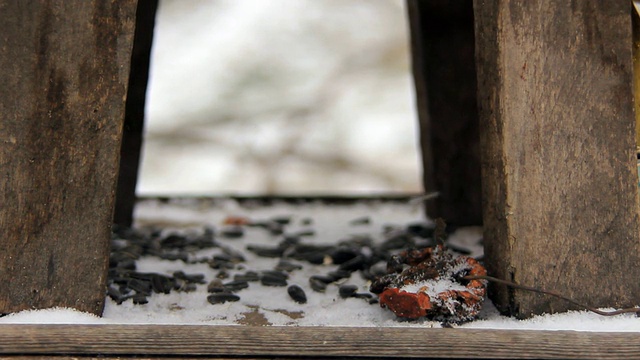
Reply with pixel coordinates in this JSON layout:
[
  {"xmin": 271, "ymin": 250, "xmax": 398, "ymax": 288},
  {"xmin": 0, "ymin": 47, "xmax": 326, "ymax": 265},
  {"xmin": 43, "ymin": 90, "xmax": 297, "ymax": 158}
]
[
  {"xmin": 408, "ymin": 192, "xmax": 439, "ymax": 205},
  {"xmin": 464, "ymin": 275, "xmax": 640, "ymax": 317}
]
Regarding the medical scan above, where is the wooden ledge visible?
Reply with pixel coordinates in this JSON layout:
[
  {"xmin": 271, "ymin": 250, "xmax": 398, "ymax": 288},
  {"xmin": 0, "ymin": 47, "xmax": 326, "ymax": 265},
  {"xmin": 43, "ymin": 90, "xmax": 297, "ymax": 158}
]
[{"xmin": 0, "ymin": 324, "xmax": 639, "ymax": 359}]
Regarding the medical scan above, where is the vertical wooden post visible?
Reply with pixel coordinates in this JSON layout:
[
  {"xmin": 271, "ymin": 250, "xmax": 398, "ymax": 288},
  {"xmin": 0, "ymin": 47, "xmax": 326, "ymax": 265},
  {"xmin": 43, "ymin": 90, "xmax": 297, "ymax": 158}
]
[
  {"xmin": 633, "ymin": 2, "xmax": 640, "ymax": 149},
  {"xmin": 0, "ymin": 1, "xmax": 137, "ymax": 315},
  {"xmin": 474, "ymin": 0, "xmax": 640, "ymax": 317},
  {"xmin": 407, "ymin": 0, "xmax": 483, "ymax": 227},
  {"xmin": 114, "ymin": 0, "xmax": 158, "ymax": 227}
]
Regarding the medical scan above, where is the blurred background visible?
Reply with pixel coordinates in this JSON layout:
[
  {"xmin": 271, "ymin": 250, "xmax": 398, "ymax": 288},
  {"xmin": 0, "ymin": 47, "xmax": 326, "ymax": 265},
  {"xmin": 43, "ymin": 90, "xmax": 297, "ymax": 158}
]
[{"xmin": 138, "ymin": 0, "xmax": 422, "ymax": 196}]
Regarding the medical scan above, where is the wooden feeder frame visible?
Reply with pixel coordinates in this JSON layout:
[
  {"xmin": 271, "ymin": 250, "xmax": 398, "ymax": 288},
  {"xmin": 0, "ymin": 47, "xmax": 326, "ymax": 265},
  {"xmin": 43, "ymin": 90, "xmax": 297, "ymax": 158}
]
[{"xmin": 2, "ymin": 0, "xmax": 640, "ymax": 358}]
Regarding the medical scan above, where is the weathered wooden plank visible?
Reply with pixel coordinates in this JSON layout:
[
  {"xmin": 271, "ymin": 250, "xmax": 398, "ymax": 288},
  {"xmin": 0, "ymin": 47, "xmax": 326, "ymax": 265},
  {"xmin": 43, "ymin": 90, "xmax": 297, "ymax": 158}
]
[
  {"xmin": 407, "ymin": 0, "xmax": 482, "ymax": 227},
  {"xmin": 1, "ymin": 324, "xmax": 640, "ymax": 359},
  {"xmin": 634, "ymin": 1, "xmax": 640, "ymax": 148},
  {"xmin": 114, "ymin": 0, "xmax": 158, "ymax": 227},
  {"xmin": 474, "ymin": 0, "xmax": 640, "ymax": 317},
  {"xmin": 0, "ymin": 0, "xmax": 137, "ymax": 315}
]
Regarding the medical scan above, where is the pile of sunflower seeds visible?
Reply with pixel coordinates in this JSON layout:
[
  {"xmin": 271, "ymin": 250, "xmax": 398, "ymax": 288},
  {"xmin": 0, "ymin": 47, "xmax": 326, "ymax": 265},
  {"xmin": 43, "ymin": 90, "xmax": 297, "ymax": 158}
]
[{"xmin": 108, "ymin": 212, "xmax": 471, "ymax": 309}]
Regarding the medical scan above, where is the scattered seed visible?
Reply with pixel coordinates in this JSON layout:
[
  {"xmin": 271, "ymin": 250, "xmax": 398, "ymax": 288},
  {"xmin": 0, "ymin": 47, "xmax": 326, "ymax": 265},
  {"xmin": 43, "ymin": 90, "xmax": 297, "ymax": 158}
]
[
  {"xmin": 107, "ymin": 285, "xmax": 122, "ymax": 302},
  {"xmin": 174, "ymin": 280, "xmax": 197, "ymax": 292},
  {"xmin": 329, "ymin": 248, "xmax": 359, "ymax": 265},
  {"xmin": 291, "ymin": 229, "xmax": 315, "ymax": 237},
  {"xmin": 352, "ymin": 293, "xmax": 373, "ymax": 299},
  {"xmin": 349, "ymin": 216, "xmax": 370, "ymax": 225},
  {"xmin": 221, "ymin": 225, "xmax": 244, "ymax": 238},
  {"xmin": 270, "ymin": 216, "xmax": 291, "ymax": 225},
  {"xmin": 151, "ymin": 274, "xmax": 174, "ymax": 294},
  {"xmin": 161, "ymin": 234, "xmax": 188, "ymax": 248},
  {"xmin": 310, "ymin": 275, "xmax": 334, "ymax": 284},
  {"xmin": 246, "ymin": 245, "xmax": 284, "ymax": 258},
  {"xmin": 338, "ymin": 255, "xmax": 366, "ymax": 272},
  {"xmin": 405, "ymin": 222, "xmax": 435, "ymax": 238},
  {"xmin": 173, "ymin": 271, "xmax": 206, "ymax": 284},
  {"xmin": 261, "ymin": 270, "xmax": 289, "ymax": 280},
  {"xmin": 114, "ymin": 259, "xmax": 136, "ymax": 270},
  {"xmin": 223, "ymin": 280, "xmax": 249, "ymax": 292},
  {"xmin": 208, "ymin": 257, "xmax": 235, "ymax": 270},
  {"xmin": 207, "ymin": 293, "xmax": 240, "ymax": 305},
  {"xmin": 275, "ymin": 259, "xmax": 303, "ymax": 272},
  {"xmin": 207, "ymin": 279, "xmax": 225, "ymax": 293},
  {"xmin": 132, "ymin": 293, "xmax": 148, "ymax": 305},
  {"xmin": 127, "ymin": 278, "xmax": 152, "ymax": 296},
  {"xmin": 309, "ymin": 277, "xmax": 327, "ymax": 293},
  {"xmin": 339, "ymin": 284, "xmax": 358, "ymax": 298},
  {"xmin": 234, "ymin": 271, "xmax": 260, "ymax": 282},
  {"xmin": 261, "ymin": 274, "xmax": 288, "ymax": 287},
  {"xmin": 160, "ymin": 251, "xmax": 189, "ymax": 262},
  {"xmin": 287, "ymin": 285, "xmax": 307, "ymax": 304},
  {"xmin": 327, "ymin": 270, "xmax": 352, "ymax": 281}
]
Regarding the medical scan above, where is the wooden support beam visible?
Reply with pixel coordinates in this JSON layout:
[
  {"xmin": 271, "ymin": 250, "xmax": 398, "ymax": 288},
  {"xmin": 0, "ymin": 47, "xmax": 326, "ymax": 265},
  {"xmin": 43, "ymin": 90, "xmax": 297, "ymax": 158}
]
[
  {"xmin": 407, "ymin": 0, "xmax": 482, "ymax": 227},
  {"xmin": 0, "ymin": 0, "xmax": 137, "ymax": 315},
  {"xmin": 114, "ymin": 0, "xmax": 158, "ymax": 227},
  {"xmin": 474, "ymin": 0, "xmax": 640, "ymax": 317}
]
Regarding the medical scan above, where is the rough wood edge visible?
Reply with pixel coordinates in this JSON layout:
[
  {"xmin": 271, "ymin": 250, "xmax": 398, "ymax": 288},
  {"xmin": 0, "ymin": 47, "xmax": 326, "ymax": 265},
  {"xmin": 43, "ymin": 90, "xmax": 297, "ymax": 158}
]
[
  {"xmin": 0, "ymin": 324, "xmax": 639, "ymax": 359},
  {"xmin": 407, "ymin": 0, "xmax": 482, "ymax": 227},
  {"xmin": 114, "ymin": 0, "xmax": 159, "ymax": 227}
]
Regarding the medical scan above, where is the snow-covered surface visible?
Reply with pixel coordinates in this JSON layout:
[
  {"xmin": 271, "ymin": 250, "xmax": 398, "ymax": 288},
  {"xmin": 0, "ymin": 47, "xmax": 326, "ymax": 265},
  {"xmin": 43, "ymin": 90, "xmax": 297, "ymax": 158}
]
[{"xmin": 2, "ymin": 199, "xmax": 640, "ymax": 332}]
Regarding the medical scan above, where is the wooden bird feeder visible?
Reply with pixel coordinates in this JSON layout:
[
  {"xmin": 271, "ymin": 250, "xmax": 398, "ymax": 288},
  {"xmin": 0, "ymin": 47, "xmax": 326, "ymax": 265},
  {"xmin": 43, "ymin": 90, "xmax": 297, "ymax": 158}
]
[{"xmin": 2, "ymin": 0, "xmax": 640, "ymax": 358}]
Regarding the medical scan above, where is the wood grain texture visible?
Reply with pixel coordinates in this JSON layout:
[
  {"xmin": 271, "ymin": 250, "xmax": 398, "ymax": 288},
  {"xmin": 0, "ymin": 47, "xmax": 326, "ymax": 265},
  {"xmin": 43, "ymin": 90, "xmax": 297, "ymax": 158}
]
[
  {"xmin": 634, "ymin": 2, "xmax": 640, "ymax": 147},
  {"xmin": 1, "ymin": 324, "xmax": 640, "ymax": 359},
  {"xmin": 0, "ymin": 0, "xmax": 137, "ymax": 315},
  {"xmin": 474, "ymin": 0, "xmax": 640, "ymax": 317},
  {"xmin": 407, "ymin": 0, "xmax": 483, "ymax": 227}
]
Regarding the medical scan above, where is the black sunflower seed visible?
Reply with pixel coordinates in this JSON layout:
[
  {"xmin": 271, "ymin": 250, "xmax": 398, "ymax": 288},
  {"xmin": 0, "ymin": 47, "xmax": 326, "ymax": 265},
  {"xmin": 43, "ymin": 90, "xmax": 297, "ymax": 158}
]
[
  {"xmin": 405, "ymin": 222, "xmax": 435, "ymax": 238},
  {"xmin": 287, "ymin": 285, "xmax": 307, "ymax": 304},
  {"xmin": 174, "ymin": 279, "xmax": 197, "ymax": 292},
  {"xmin": 132, "ymin": 293, "xmax": 148, "ymax": 305},
  {"xmin": 207, "ymin": 293, "xmax": 240, "ymax": 305},
  {"xmin": 275, "ymin": 259, "xmax": 303, "ymax": 272},
  {"xmin": 261, "ymin": 270, "xmax": 288, "ymax": 280},
  {"xmin": 261, "ymin": 273, "xmax": 288, "ymax": 287},
  {"xmin": 207, "ymin": 279, "xmax": 225, "ymax": 293},
  {"xmin": 309, "ymin": 277, "xmax": 327, "ymax": 292},
  {"xmin": 114, "ymin": 259, "xmax": 136, "ymax": 270},
  {"xmin": 339, "ymin": 284, "xmax": 358, "ymax": 298},
  {"xmin": 151, "ymin": 274, "xmax": 174, "ymax": 294},
  {"xmin": 327, "ymin": 269, "xmax": 352, "ymax": 281},
  {"xmin": 349, "ymin": 216, "xmax": 370, "ymax": 225},
  {"xmin": 223, "ymin": 280, "xmax": 249, "ymax": 292},
  {"xmin": 234, "ymin": 271, "xmax": 260, "ymax": 282},
  {"xmin": 173, "ymin": 271, "xmax": 206, "ymax": 284},
  {"xmin": 208, "ymin": 257, "xmax": 235, "ymax": 270},
  {"xmin": 107, "ymin": 285, "xmax": 123, "ymax": 302},
  {"xmin": 127, "ymin": 278, "xmax": 152, "ymax": 296},
  {"xmin": 159, "ymin": 252, "xmax": 189, "ymax": 262},
  {"xmin": 246, "ymin": 245, "xmax": 284, "ymax": 258},
  {"xmin": 309, "ymin": 275, "xmax": 334, "ymax": 284},
  {"xmin": 161, "ymin": 234, "xmax": 188, "ymax": 248},
  {"xmin": 329, "ymin": 248, "xmax": 359, "ymax": 265},
  {"xmin": 270, "ymin": 216, "xmax": 291, "ymax": 225},
  {"xmin": 352, "ymin": 292, "xmax": 373, "ymax": 299},
  {"xmin": 221, "ymin": 226, "xmax": 244, "ymax": 238},
  {"xmin": 338, "ymin": 255, "xmax": 366, "ymax": 272}
]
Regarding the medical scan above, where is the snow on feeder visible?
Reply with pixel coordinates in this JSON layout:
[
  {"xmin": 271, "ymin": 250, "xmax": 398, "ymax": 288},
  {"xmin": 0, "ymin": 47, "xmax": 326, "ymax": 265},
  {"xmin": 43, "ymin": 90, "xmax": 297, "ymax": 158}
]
[{"xmin": 370, "ymin": 245, "xmax": 487, "ymax": 322}]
